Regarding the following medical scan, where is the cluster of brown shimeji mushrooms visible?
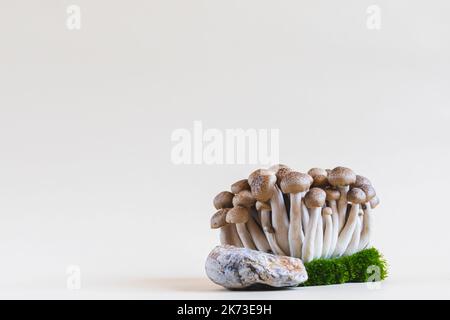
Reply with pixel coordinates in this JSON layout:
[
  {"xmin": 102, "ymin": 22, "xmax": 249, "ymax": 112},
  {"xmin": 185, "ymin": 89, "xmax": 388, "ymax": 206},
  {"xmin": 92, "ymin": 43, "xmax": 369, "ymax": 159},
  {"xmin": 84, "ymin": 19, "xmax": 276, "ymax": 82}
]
[{"xmin": 210, "ymin": 165, "xmax": 380, "ymax": 262}]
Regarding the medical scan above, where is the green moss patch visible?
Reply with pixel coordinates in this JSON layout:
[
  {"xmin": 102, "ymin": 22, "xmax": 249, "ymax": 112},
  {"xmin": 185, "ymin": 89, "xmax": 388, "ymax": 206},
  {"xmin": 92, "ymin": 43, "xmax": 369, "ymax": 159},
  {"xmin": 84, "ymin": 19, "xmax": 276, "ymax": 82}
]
[{"xmin": 301, "ymin": 247, "xmax": 388, "ymax": 286}]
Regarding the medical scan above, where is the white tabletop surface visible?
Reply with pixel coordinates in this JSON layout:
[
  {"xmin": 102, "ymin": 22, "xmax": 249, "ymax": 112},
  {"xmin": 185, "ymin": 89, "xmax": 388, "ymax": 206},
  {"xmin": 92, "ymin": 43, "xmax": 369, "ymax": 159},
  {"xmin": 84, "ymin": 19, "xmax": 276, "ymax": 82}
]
[{"xmin": 1, "ymin": 274, "xmax": 449, "ymax": 300}]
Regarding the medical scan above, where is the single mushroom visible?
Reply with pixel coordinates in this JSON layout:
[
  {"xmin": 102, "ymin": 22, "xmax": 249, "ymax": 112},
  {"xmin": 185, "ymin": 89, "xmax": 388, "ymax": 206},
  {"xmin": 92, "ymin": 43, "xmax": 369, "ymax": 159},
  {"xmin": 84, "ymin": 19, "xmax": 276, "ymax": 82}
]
[
  {"xmin": 333, "ymin": 187, "xmax": 366, "ymax": 257},
  {"xmin": 212, "ymin": 191, "xmax": 243, "ymax": 248},
  {"xmin": 249, "ymin": 169, "xmax": 290, "ymax": 254},
  {"xmin": 325, "ymin": 188, "xmax": 341, "ymax": 257},
  {"xmin": 328, "ymin": 167, "xmax": 357, "ymax": 232},
  {"xmin": 357, "ymin": 183, "xmax": 376, "ymax": 237},
  {"xmin": 210, "ymin": 208, "xmax": 243, "ymax": 247},
  {"xmin": 210, "ymin": 208, "xmax": 231, "ymax": 245},
  {"xmin": 345, "ymin": 210, "xmax": 363, "ymax": 256},
  {"xmin": 306, "ymin": 168, "xmax": 330, "ymax": 259},
  {"xmin": 226, "ymin": 206, "xmax": 256, "ymax": 250},
  {"xmin": 256, "ymin": 201, "xmax": 286, "ymax": 255},
  {"xmin": 280, "ymin": 171, "xmax": 312, "ymax": 258},
  {"xmin": 213, "ymin": 191, "xmax": 234, "ymax": 210},
  {"xmin": 231, "ymin": 179, "xmax": 251, "ymax": 194},
  {"xmin": 271, "ymin": 165, "xmax": 293, "ymax": 213},
  {"xmin": 232, "ymin": 190, "xmax": 270, "ymax": 252},
  {"xmin": 359, "ymin": 193, "xmax": 379, "ymax": 251},
  {"xmin": 302, "ymin": 188, "xmax": 326, "ymax": 262},
  {"xmin": 321, "ymin": 207, "xmax": 333, "ymax": 258}
]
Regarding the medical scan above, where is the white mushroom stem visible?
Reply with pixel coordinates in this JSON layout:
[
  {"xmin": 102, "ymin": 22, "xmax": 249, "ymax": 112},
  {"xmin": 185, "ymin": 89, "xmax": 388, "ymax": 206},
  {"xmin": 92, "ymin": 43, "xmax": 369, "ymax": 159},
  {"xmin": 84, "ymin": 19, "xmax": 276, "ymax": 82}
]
[
  {"xmin": 236, "ymin": 223, "xmax": 256, "ymax": 250},
  {"xmin": 301, "ymin": 198, "xmax": 310, "ymax": 232},
  {"xmin": 358, "ymin": 203, "xmax": 372, "ymax": 250},
  {"xmin": 333, "ymin": 203, "xmax": 360, "ymax": 257},
  {"xmin": 328, "ymin": 200, "xmax": 339, "ymax": 258},
  {"xmin": 270, "ymin": 185, "xmax": 290, "ymax": 254},
  {"xmin": 228, "ymin": 224, "xmax": 243, "ymax": 247},
  {"xmin": 322, "ymin": 213, "xmax": 333, "ymax": 258},
  {"xmin": 288, "ymin": 192, "xmax": 304, "ymax": 258},
  {"xmin": 314, "ymin": 212, "xmax": 323, "ymax": 259},
  {"xmin": 337, "ymin": 186, "xmax": 349, "ymax": 231},
  {"xmin": 246, "ymin": 215, "xmax": 271, "ymax": 252},
  {"xmin": 260, "ymin": 210, "xmax": 287, "ymax": 256},
  {"xmin": 250, "ymin": 207, "xmax": 262, "ymax": 227},
  {"xmin": 345, "ymin": 212, "xmax": 362, "ymax": 256},
  {"xmin": 302, "ymin": 207, "xmax": 320, "ymax": 263},
  {"xmin": 256, "ymin": 211, "xmax": 262, "ymax": 227},
  {"xmin": 219, "ymin": 224, "xmax": 234, "ymax": 245}
]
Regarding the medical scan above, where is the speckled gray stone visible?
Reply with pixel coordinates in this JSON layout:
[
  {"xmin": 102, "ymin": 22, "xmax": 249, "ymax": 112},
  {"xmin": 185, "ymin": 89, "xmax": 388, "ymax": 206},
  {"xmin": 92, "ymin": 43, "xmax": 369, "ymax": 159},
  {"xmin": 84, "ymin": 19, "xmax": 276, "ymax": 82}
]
[{"xmin": 205, "ymin": 245, "xmax": 308, "ymax": 289}]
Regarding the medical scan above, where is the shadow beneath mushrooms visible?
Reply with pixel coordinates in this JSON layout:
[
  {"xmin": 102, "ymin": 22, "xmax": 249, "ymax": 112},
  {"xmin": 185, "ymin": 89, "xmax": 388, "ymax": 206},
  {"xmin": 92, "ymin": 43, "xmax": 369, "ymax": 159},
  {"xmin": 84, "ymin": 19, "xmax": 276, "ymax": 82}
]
[{"xmin": 228, "ymin": 284, "xmax": 293, "ymax": 291}]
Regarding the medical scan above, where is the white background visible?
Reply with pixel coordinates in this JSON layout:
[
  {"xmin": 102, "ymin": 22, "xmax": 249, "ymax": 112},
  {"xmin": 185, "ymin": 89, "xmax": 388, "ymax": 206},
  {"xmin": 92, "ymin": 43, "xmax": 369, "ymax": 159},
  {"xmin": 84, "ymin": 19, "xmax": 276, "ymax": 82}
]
[{"xmin": 1, "ymin": 0, "xmax": 450, "ymax": 299}]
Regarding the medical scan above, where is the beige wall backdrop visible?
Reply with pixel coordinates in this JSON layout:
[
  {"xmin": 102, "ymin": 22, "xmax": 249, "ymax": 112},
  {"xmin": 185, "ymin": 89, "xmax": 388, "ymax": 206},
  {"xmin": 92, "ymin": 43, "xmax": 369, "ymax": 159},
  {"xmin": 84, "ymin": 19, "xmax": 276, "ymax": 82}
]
[{"xmin": 0, "ymin": 1, "xmax": 449, "ymax": 297}]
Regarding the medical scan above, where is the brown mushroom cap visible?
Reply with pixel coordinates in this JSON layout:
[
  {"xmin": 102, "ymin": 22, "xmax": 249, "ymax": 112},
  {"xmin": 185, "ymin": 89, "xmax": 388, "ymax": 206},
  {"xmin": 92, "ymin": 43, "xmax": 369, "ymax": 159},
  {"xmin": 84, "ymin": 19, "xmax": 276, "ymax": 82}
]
[
  {"xmin": 249, "ymin": 171, "xmax": 276, "ymax": 202},
  {"xmin": 353, "ymin": 175, "xmax": 372, "ymax": 187},
  {"xmin": 308, "ymin": 168, "xmax": 328, "ymax": 178},
  {"xmin": 232, "ymin": 190, "xmax": 256, "ymax": 208},
  {"xmin": 210, "ymin": 209, "xmax": 229, "ymax": 229},
  {"xmin": 274, "ymin": 167, "xmax": 292, "ymax": 185},
  {"xmin": 231, "ymin": 179, "xmax": 250, "ymax": 194},
  {"xmin": 359, "ymin": 184, "xmax": 376, "ymax": 202},
  {"xmin": 255, "ymin": 201, "xmax": 271, "ymax": 211},
  {"xmin": 347, "ymin": 187, "xmax": 366, "ymax": 204},
  {"xmin": 248, "ymin": 169, "xmax": 274, "ymax": 185},
  {"xmin": 311, "ymin": 175, "xmax": 329, "ymax": 188},
  {"xmin": 213, "ymin": 191, "xmax": 234, "ymax": 210},
  {"xmin": 322, "ymin": 207, "xmax": 332, "ymax": 216},
  {"xmin": 328, "ymin": 166, "xmax": 357, "ymax": 187},
  {"xmin": 280, "ymin": 171, "xmax": 311, "ymax": 194},
  {"xmin": 325, "ymin": 188, "xmax": 340, "ymax": 201},
  {"xmin": 268, "ymin": 164, "xmax": 290, "ymax": 173},
  {"xmin": 304, "ymin": 187, "xmax": 326, "ymax": 208},
  {"xmin": 226, "ymin": 206, "xmax": 250, "ymax": 224},
  {"xmin": 369, "ymin": 196, "xmax": 380, "ymax": 209}
]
